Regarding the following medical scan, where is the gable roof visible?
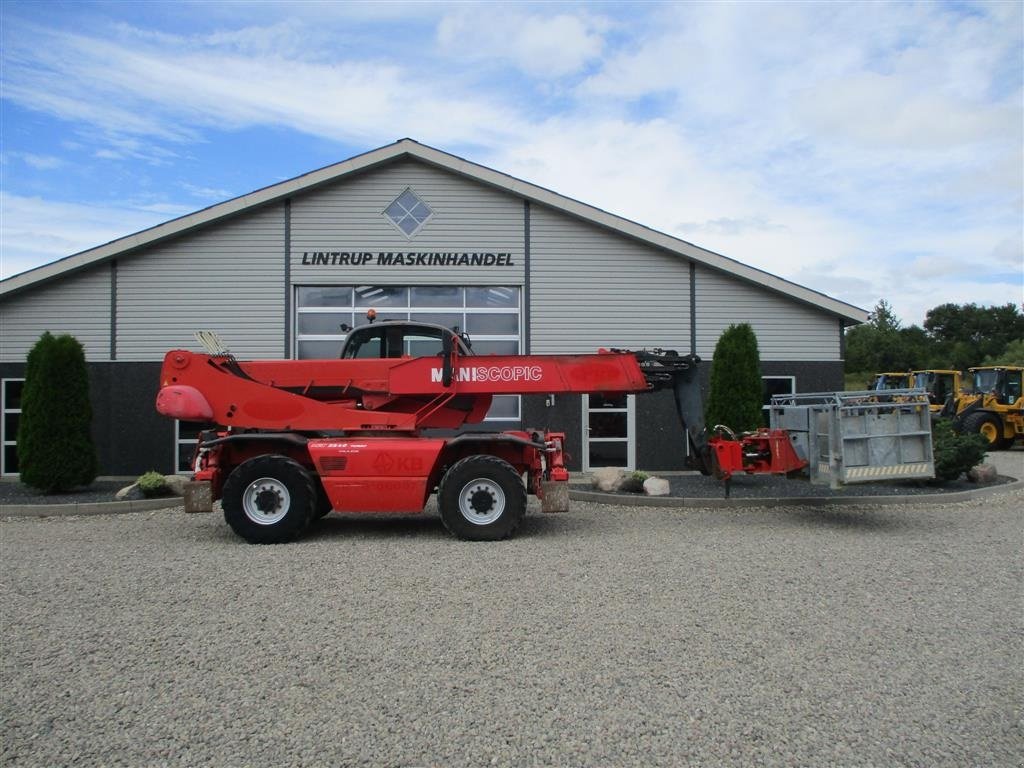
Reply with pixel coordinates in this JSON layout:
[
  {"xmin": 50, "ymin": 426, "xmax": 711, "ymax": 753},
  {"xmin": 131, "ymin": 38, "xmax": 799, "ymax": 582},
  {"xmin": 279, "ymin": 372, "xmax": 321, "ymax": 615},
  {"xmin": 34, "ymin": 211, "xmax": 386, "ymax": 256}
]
[{"xmin": 0, "ymin": 138, "xmax": 867, "ymax": 323}]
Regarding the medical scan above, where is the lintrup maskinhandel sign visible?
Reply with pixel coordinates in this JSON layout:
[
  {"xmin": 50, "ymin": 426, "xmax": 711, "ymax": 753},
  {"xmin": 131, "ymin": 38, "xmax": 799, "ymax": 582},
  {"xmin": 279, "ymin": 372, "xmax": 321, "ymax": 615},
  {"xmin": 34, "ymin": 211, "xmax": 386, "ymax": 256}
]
[{"xmin": 300, "ymin": 251, "xmax": 516, "ymax": 267}]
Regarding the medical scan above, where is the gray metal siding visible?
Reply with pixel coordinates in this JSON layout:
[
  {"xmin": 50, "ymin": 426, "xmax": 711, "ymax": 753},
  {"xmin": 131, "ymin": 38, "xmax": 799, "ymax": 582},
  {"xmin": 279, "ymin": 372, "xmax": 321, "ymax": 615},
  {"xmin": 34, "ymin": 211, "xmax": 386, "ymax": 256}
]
[
  {"xmin": 694, "ymin": 266, "xmax": 841, "ymax": 361},
  {"xmin": 529, "ymin": 205, "xmax": 691, "ymax": 354},
  {"xmin": 116, "ymin": 205, "xmax": 285, "ymax": 361},
  {"xmin": 0, "ymin": 267, "xmax": 111, "ymax": 362},
  {"xmin": 291, "ymin": 160, "xmax": 525, "ymax": 286}
]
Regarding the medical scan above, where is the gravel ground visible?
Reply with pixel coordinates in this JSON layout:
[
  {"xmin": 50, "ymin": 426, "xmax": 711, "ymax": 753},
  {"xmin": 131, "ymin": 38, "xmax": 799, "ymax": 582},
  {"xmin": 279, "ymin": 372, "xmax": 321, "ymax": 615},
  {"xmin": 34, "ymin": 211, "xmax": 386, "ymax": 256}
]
[
  {"xmin": 583, "ymin": 448, "xmax": 1024, "ymax": 499},
  {"xmin": 2, "ymin": 489, "xmax": 1022, "ymax": 767}
]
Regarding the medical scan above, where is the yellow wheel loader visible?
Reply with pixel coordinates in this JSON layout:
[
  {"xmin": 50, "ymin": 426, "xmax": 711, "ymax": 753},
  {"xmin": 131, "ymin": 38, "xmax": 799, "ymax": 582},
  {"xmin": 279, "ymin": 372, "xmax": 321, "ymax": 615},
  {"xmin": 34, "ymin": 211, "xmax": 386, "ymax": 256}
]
[
  {"xmin": 953, "ymin": 366, "xmax": 1024, "ymax": 449},
  {"xmin": 911, "ymin": 369, "xmax": 964, "ymax": 414}
]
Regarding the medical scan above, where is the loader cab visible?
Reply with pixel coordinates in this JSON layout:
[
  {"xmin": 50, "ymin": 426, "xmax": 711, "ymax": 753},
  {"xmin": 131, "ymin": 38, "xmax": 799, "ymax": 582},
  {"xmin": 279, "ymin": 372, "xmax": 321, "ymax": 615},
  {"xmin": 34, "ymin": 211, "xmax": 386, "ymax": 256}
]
[
  {"xmin": 340, "ymin": 320, "xmax": 473, "ymax": 360},
  {"xmin": 911, "ymin": 369, "xmax": 962, "ymax": 409},
  {"xmin": 969, "ymin": 366, "xmax": 1023, "ymax": 406},
  {"xmin": 870, "ymin": 372, "xmax": 912, "ymax": 391}
]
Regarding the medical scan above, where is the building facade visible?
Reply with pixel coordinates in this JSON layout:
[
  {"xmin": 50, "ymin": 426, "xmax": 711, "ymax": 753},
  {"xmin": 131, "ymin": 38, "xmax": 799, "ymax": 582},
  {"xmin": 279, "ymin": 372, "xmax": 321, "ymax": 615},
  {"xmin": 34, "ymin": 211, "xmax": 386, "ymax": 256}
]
[{"xmin": 0, "ymin": 139, "xmax": 866, "ymax": 476}]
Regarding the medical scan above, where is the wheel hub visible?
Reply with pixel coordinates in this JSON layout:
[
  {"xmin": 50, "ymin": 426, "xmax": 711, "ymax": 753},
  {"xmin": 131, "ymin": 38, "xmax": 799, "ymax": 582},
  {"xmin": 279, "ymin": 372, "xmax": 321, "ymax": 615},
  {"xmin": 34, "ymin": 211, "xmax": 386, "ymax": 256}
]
[
  {"xmin": 255, "ymin": 488, "xmax": 282, "ymax": 513},
  {"xmin": 470, "ymin": 488, "xmax": 495, "ymax": 513},
  {"xmin": 458, "ymin": 479, "xmax": 505, "ymax": 525},
  {"xmin": 242, "ymin": 477, "xmax": 291, "ymax": 525}
]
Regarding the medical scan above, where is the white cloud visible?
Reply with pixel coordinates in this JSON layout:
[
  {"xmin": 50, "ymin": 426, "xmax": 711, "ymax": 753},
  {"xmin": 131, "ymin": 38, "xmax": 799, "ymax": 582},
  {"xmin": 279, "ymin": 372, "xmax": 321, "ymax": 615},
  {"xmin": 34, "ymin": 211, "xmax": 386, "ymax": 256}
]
[
  {"xmin": 436, "ymin": 8, "xmax": 606, "ymax": 77},
  {"xmin": 0, "ymin": 193, "xmax": 169, "ymax": 279},
  {"xmin": 1, "ymin": 22, "xmax": 527, "ymax": 151}
]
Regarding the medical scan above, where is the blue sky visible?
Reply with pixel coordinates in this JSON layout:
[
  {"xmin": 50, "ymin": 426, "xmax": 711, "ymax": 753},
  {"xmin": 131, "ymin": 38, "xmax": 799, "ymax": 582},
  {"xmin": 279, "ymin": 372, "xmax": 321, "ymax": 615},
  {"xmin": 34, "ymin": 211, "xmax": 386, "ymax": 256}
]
[{"xmin": 1, "ymin": 0, "xmax": 1021, "ymax": 326}]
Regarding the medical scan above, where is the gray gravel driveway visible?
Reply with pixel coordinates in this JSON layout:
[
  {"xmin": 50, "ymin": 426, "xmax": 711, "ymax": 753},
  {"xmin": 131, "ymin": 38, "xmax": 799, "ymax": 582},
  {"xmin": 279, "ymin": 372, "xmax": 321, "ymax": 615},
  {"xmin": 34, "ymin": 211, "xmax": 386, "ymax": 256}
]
[{"xmin": 2, "ymin": 490, "xmax": 1022, "ymax": 767}]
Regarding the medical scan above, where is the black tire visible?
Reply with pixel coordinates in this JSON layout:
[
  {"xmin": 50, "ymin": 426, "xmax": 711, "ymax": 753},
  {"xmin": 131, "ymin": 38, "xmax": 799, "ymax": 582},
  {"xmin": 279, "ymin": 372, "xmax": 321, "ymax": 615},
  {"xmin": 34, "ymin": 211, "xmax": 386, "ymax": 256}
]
[
  {"xmin": 222, "ymin": 455, "xmax": 315, "ymax": 544},
  {"xmin": 962, "ymin": 412, "xmax": 1004, "ymax": 450},
  {"xmin": 437, "ymin": 455, "xmax": 526, "ymax": 541}
]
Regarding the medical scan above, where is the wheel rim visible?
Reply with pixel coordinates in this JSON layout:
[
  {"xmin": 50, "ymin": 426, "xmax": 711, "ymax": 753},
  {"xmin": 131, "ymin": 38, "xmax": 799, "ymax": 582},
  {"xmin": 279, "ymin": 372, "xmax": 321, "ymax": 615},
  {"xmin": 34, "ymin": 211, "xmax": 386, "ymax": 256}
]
[
  {"xmin": 980, "ymin": 422, "xmax": 1000, "ymax": 445},
  {"xmin": 242, "ymin": 477, "xmax": 290, "ymax": 525},
  {"xmin": 458, "ymin": 478, "xmax": 505, "ymax": 525}
]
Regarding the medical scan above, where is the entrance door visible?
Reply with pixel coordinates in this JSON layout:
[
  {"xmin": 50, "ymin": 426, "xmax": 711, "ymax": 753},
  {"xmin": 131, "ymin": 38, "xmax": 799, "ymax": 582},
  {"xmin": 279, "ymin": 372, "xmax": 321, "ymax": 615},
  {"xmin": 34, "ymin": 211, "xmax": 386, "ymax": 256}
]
[{"xmin": 582, "ymin": 394, "xmax": 636, "ymax": 471}]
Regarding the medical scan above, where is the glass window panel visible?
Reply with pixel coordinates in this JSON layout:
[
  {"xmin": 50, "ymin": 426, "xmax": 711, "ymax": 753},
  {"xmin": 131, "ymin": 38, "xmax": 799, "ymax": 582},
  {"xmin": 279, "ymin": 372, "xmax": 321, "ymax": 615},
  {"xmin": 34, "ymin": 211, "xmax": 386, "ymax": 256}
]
[
  {"xmin": 297, "ymin": 312, "xmax": 353, "ymax": 335},
  {"xmin": 354, "ymin": 312, "xmax": 406, "ymax": 327},
  {"xmin": 762, "ymin": 377, "xmax": 795, "ymax": 405},
  {"xmin": 590, "ymin": 393, "xmax": 627, "ymax": 409},
  {"xmin": 178, "ymin": 443, "xmax": 198, "ymax": 473},
  {"xmin": 4, "ymin": 380, "xmax": 24, "ymax": 410},
  {"xmin": 298, "ymin": 340, "xmax": 345, "ymax": 359},
  {"xmin": 589, "ymin": 442, "xmax": 627, "ymax": 468},
  {"xmin": 396, "ymin": 189, "xmax": 420, "ymax": 210},
  {"xmin": 409, "ymin": 202, "xmax": 430, "ymax": 221},
  {"xmin": 4, "ymin": 444, "xmax": 18, "ymax": 474},
  {"xmin": 398, "ymin": 216, "xmax": 419, "ymax": 235},
  {"xmin": 351, "ymin": 336, "xmax": 384, "ymax": 359},
  {"xmin": 485, "ymin": 395, "xmax": 520, "ymax": 420},
  {"xmin": 4, "ymin": 412, "xmax": 19, "ymax": 437},
  {"xmin": 410, "ymin": 312, "xmax": 462, "ymax": 329},
  {"xmin": 590, "ymin": 412, "xmax": 627, "ymax": 438},
  {"xmin": 178, "ymin": 420, "xmax": 214, "ymax": 440},
  {"xmin": 468, "ymin": 339, "xmax": 518, "ymax": 356},
  {"xmin": 466, "ymin": 286, "xmax": 518, "ymax": 308},
  {"xmin": 354, "ymin": 286, "xmax": 408, "ymax": 307},
  {"xmin": 384, "ymin": 200, "xmax": 406, "ymax": 219},
  {"xmin": 465, "ymin": 313, "xmax": 518, "ymax": 335},
  {"xmin": 408, "ymin": 339, "xmax": 446, "ymax": 357},
  {"xmin": 297, "ymin": 287, "xmax": 353, "ymax": 308},
  {"xmin": 411, "ymin": 286, "xmax": 463, "ymax": 305}
]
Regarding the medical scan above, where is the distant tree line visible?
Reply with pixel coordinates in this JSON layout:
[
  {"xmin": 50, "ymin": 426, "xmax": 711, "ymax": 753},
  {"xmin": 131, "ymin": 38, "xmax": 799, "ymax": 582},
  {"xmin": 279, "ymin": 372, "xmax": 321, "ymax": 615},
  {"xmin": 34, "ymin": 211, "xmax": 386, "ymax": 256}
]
[{"xmin": 845, "ymin": 300, "xmax": 1024, "ymax": 378}]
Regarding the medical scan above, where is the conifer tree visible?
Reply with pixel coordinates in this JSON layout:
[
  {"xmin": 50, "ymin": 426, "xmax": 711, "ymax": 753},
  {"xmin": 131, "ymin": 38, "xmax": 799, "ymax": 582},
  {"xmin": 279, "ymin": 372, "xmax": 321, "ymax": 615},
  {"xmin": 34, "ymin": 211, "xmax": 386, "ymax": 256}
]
[
  {"xmin": 705, "ymin": 323, "xmax": 764, "ymax": 433},
  {"xmin": 17, "ymin": 332, "xmax": 98, "ymax": 492}
]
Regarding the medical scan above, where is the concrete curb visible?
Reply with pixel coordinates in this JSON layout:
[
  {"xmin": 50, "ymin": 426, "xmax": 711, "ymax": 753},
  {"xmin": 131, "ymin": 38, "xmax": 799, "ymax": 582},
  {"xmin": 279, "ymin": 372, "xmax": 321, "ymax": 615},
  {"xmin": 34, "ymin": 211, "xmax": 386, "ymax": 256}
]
[
  {"xmin": 570, "ymin": 476, "xmax": 1023, "ymax": 508},
  {"xmin": 1, "ymin": 496, "xmax": 184, "ymax": 518}
]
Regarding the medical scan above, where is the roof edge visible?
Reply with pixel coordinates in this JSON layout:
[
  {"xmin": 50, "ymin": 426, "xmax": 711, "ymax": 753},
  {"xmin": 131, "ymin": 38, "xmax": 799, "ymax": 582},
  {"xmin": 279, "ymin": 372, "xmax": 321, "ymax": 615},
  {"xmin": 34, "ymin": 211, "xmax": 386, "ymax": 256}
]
[{"xmin": 0, "ymin": 138, "xmax": 868, "ymax": 323}]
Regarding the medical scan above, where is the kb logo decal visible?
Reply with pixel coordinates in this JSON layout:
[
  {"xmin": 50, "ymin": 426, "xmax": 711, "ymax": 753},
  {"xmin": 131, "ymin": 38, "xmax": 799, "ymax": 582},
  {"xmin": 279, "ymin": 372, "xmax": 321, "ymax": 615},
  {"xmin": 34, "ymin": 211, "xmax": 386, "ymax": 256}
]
[{"xmin": 373, "ymin": 452, "xmax": 423, "ymax": 473}]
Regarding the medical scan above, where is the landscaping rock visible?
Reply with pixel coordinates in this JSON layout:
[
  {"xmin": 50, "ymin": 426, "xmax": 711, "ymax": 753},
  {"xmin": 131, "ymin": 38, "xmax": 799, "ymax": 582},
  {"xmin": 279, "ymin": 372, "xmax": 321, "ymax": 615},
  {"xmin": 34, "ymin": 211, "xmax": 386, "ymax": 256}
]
[
  {"xmin": 163, "ymin": 474, "xmax": 189, "ymax": 496},
  {"xmin": 643, "ymin": 477, "xmax": 671, "ymax": 496},
  {"xmin": 967, "ymin": 464, "xmax": 999, "ymax": 484},
  {"xmin": 115, "ymin": 483, "xmax": 141, "ymax": 500},
  {"xmin": 591, "ymin": 468, "xmax": 625, "ymax": 492}
]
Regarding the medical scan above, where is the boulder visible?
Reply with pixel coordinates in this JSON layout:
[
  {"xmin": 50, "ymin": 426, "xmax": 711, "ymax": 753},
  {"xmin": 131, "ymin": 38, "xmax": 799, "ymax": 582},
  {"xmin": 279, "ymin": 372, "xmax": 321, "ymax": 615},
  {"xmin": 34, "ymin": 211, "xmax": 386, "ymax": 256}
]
[
  {"xmin": 643, "ymin": 477, "xmax": 671, "ymax": 496},
  {"xmin": 967, "ymin": 464, "xmax": 999, "ymax": 484},
  {"xmin": 115, "ymin": 482, "xmax": 141, "ymax": 500},
  {"xmin": 162, "ymin": 474, "xmax": 190, "ymax": 496},
  {"xmin": 591, "ymin": 467, "xmax": 625, "ymax": 492}
]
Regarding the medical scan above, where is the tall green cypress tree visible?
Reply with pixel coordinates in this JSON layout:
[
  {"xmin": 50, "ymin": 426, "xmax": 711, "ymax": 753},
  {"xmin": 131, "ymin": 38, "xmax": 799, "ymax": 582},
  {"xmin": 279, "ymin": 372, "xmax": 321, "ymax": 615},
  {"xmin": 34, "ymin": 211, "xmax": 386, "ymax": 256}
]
[
  {"xmin": 705, "ymin": 323, "xmax": 764, "ymax": 433},
  {"xmin": 17, "ymin": 332, "xmax": 98, "ymax": 492}
]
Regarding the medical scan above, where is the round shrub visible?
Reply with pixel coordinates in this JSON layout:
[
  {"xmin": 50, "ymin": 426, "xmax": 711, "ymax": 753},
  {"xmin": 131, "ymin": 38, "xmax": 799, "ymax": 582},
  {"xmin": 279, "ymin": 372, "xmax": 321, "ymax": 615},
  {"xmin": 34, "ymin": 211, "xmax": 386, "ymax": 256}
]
[
  {"xmin": 137, "ymin": 471, "xmax": 170, "ymax": 498},
  {"xmin": 931, "ymin": 418, "xmax": 988, "ymax": 482}
]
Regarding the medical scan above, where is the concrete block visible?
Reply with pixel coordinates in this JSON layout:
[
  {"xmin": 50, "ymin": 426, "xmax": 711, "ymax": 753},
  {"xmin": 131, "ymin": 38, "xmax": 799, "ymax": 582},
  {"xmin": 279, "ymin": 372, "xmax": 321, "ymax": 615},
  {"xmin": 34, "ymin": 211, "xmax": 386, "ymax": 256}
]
[
  {"xmin": 184, "ymin": 481, "xmax": 213, "ymax": 513},
  {"xmin": 540, "ymin": 480, "xmax": 570, "ymax": 513}
]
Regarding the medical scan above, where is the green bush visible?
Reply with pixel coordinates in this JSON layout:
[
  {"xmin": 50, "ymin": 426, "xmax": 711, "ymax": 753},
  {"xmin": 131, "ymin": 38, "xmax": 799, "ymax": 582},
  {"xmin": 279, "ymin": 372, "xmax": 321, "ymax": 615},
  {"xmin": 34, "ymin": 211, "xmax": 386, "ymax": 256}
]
[
  {"xmin": 620, "ymin": 471, "xmax": 649, "ymax": 493},
  {"xmin": 17, "ymin": 332, "xmax": 98, "ymax": 493},
  {"xmin": 137, "ymin": 471, "xmax": 170, "ymax": 498},
  {"xmin": 931, "ymin": 419, "xmax": 987, "ymax": 482},
  {"xmin": 706, "ymin": 323, "xmax": 763, "ymax": 433}
]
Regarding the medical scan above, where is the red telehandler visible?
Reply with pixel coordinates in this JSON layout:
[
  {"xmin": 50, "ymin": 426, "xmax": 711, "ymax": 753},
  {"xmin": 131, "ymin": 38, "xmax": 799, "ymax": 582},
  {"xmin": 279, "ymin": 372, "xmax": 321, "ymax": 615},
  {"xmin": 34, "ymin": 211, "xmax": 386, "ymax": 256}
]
[{"xmin": 156, "ymin": 319, "xmax": 804, "ymax": 543}]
